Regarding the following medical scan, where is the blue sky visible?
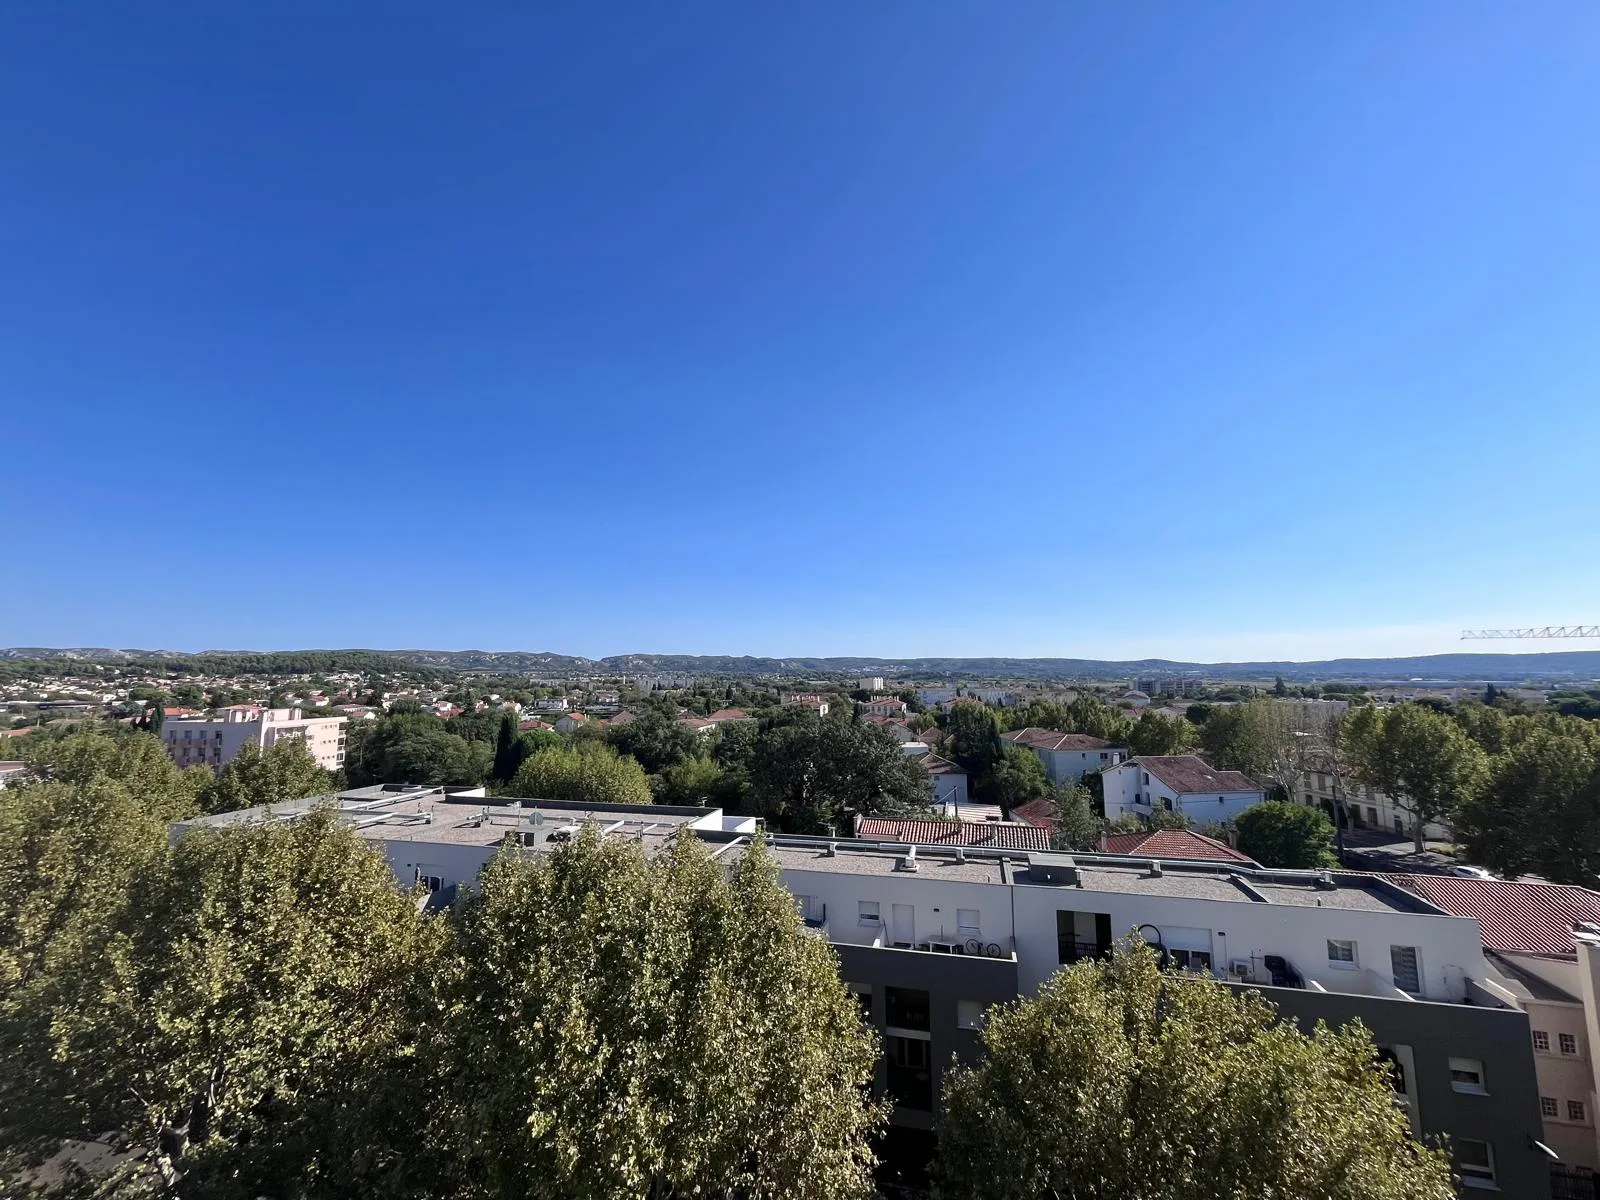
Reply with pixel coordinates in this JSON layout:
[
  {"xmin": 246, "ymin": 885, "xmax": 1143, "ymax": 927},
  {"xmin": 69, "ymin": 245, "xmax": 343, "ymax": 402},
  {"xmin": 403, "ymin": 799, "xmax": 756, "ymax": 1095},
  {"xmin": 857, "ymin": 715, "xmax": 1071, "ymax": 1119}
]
[{"xmin": 4, "ymin": 3, "xmax": 1599, "ymax": 662}]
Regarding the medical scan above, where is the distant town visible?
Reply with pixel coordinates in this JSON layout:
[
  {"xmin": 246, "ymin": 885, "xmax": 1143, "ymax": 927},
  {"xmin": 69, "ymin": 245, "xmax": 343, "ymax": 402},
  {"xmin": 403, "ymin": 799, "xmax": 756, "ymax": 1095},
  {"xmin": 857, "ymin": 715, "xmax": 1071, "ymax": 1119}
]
[{"xmin": 7, "ymin": 644, "xmax": 1600, "ymax": 1197}]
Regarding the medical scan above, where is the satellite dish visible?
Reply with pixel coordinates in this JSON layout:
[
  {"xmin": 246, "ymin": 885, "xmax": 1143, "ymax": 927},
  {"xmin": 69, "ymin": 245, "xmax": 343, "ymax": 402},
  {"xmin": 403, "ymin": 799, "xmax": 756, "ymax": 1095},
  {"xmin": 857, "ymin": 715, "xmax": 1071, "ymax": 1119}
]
[
  {"xmin": 526, "ymin": 810, "xmax": 545, "ymax": 826},
  {"xmin": 964, "ymin": 938, "xmax": 983, "ymax": 956},
  {"xmin": 984, "ymin": 942, "xmax": 1002, "ymax": 958}
]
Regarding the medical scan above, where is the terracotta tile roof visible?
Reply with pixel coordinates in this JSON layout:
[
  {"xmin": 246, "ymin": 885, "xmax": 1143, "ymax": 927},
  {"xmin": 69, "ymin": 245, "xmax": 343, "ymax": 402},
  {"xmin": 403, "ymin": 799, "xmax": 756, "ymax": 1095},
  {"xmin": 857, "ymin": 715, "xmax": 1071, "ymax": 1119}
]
[
  {"xmin": 1126, "ymin": 755, "xmax": 1261, "ymax": 795},
  {"xmin": 705, "ymin": 709, "xmax": 752, "ymax": 722},
  {"xmin": 1098, "ymin": 829, "xmax": 1256, "ymax": 864},
  {"xmin": 856, "ymin": 817, "xmax": 1051, "ymax": 851},
  {"xmin": 1002, "ymin": 728, "xmax": 1120, "ymax": 752},
  {"xmin": 920, "ymin": 754, "xmax": 965, "ymax": 776},
  {"xmin": 1378, "ymin": 874, "xmax": 1600, "ymax": 959},
  {"xmin": 1009, "ymin": 796, "xmax": 1057, "ymax": 829}
]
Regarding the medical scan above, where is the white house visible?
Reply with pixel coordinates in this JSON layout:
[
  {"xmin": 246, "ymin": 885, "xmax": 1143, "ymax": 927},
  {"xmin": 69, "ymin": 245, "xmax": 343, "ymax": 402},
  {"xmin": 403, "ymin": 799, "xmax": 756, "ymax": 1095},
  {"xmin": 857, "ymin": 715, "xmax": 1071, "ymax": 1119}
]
[
  {"xmin": 1002, "ymin": 728, "xmax": 1127, "ymax": 784},
  {"xmin": 532, "ymin": 697, "xmax": 571, "ymax": 712},
  {"xmin": 1102, "ymin": 755, "xmax": 1264, "ymax": 823},
  {"xmin": 864, "ymin": 697, "xmax": 909, "ymax": 717},
  {"xmin": 920, "ymin": 754, "xmax": 969, "ymax": 812},
  {"xmin": 553, "ymin": 713, "xmax": 587, "ymax": 734}
]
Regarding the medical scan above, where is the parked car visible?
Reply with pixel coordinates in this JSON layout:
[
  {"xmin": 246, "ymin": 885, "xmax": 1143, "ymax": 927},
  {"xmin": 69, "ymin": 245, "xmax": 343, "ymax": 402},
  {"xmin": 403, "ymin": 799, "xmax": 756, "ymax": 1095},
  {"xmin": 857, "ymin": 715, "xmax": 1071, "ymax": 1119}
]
[{"xmin": 1446, "ymin": 864, "xmax": 1496, "ymax": 879}]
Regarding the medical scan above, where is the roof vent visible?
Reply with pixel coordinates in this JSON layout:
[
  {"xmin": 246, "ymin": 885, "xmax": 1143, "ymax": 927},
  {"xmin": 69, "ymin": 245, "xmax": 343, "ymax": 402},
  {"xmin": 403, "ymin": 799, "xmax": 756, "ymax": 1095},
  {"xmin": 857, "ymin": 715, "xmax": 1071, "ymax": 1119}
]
[
  {"xmin": 1149, "ymin": 859, "xmax": 1162, "ymax": 877},
  {"xmin": 956, "ymin": 847, "xmax": 968, "ymax": 863},
  {"xmin": 1315, "ymin": 871, "xmax": 1337, "ymax": 891},
  {"xmin": 1027, "ymin": 852, "xmax": 1081, "ymax": 887},
  {"xmin": 898, "ymin": 845, "xmax": 919, "ymax": 873},
  {"xmin": 825, "ymin": 841, "xmax": 838, "ymax": 857}
]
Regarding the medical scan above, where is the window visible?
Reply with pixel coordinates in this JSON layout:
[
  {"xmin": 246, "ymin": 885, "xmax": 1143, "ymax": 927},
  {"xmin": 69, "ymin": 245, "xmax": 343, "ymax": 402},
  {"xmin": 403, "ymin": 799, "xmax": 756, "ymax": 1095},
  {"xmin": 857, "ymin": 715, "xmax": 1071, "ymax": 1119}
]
[
  {"xmin": 858, "ymin": 901, "xmax": 880, "ymax": 926},
  {"xmin": 1449, "ymin": 1057, "xmax": 1486, "ymax": 1095},
  {"xmin": 1571, "ymin": 1100, "xmax": 1588, "ymax": 1123},
  {"xmin": 1560, "ymin": 1032, "xmax": 1578, "ymax": 1055},
  {"xmin": 1327, "ymin": 939, "xmax": 1357, "ymax": 968},
  {"xmin": 1169, "ymin": 948, "xmax": 1213, "ymax": 973},
  {"xmin": 1533, "ymin": 1030, "xmax": 1550, "ymax": 1052},
  {"xmin": 956, "ymin": 908, "xmax": 980, "ymax": 934},
  {"xmin": 956, "ymin": 1000, "xmax": 984, "ymax": 1030},
  {"xmin": 1542, "ymin": 1096, "xmax": 1559, "ymax": 1118},
  {"xmin": 884, "ymin": 987, "xmax": 930, "ymax": 1033},
  {"xmin": 1390, "ymin": 946, "xmax": 1421, "ymax": 995},
  {"xmin": 1455, "ymin": 1139, "xmax": 1495, "ymax": 1187},
  {"xmin": 417, "ymin": 873, "xmax": 443, "ymax": 893},
  {"xmin": 1142, "ymin": 772, "xmax": 1150, "ymax": 785}
]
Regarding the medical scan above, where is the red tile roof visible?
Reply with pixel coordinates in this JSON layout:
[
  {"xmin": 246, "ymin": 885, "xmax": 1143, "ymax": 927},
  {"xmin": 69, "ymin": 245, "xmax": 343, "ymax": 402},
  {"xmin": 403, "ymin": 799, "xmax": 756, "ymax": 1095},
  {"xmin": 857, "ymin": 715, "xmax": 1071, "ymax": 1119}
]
[
  {"xmin": 1003, "ymin": 728, "xmax": 1120, "ymax": 752},
  {"xmin": 705, "ymin": 709, "xmax": 752, "ymax": 722},
  {"xmin": 920, "ymin": 754, "xmax": 965, "ymax": 776},
  {"xmin": 1378, "ymin": 874, "xmax": 1600, "ymax": 959},
  {"xmin": 1098, "ymin": 829, "xmax": 1256, "ymax": 864},
  {"xmin": 1126, "ymin": 755, "xmax": 1261, "ymax": 795},
  {"xmin": 856, "ymin": 817, "xmax": 1051, "ymax": 851},
  {"xmin": 1008, "ymin": 796, "xmax": 1057, "ymax": 829}
]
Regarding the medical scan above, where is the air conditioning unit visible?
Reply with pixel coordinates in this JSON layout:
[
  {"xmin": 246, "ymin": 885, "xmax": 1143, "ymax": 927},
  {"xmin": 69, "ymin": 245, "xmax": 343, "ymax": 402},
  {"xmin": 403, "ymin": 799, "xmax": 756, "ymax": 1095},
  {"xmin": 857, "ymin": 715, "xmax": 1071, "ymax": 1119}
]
[{"xmin": 1230, "ymin": 960, "xmax": 1254, "ymax": 980}]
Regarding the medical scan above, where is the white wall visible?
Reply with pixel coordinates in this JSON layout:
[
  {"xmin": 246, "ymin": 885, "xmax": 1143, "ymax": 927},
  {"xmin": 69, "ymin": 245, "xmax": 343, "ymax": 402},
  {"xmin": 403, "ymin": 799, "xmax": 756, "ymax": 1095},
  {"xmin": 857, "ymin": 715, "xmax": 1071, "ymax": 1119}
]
[{"xmin": 1038, "ymin": 746, "xmax": 1124, "ymax": 785}]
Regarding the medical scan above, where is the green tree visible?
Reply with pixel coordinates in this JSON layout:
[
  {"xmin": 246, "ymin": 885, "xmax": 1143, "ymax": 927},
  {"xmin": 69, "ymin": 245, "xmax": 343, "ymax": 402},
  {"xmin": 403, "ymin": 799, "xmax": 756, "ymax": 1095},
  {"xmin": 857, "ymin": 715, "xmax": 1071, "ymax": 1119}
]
[
  {"xmin": 1199, "ymin": 700, "xmax": 1282, "ymax": 777},
  {"xmin": 1063, "ymin": 695, "xmax": 1134, "ymax": 743},
  {"xmin": 510, "ymin": 742, "xmax": 653, "ymax": 807},
  {"xmin": 1127, "ymin": 711, "xmax": 1199, "ymax": 757},
  {"xmin": 1046, "ymin": 782, "xmax": 1102, "ymax": 852},
  {"xmin": 1346, "ymin": 703, "xmax": 1489, "ymax": 853},
  {"xmin": 656, "ymin": 755, "xmax": 738, "ymax": 807},
  {"xmin": 944, "ymin": 700, "xmax": 1005, "ymax": 778},
  {"xmin": 750, "ymin": 713, "xmax": 931, "ymax": 834},
  {"xmin": 978, "ymin": 745, "xmax": 1050, "ymax": 812},
  {"xmin": 434, "ymin": 829, "xmax": 883, "ymax": 1198},
  {"xmin": 1458, "ymin": 722, "xmax": 1600, "ymax": 881},
  {"xmin": 346, "ymin": 712, "xmax": 492, "ymax": 787},
  {"xmin": 934, "ymin": 942, "xmax": 1453, "ymax": 1200},
  {"xmin": 196, "ymin": 738, "xmax": 338, "ymax": 814},
  {"xmin": 1273, "ymin": 675, "xmax": 1288, "ymax": 697},
  {"xmin": 11, "ymin": 810, "xmax": 440, "ymax": 1197},
  {"xmin": 1234, "ymin": 801, "xmax": 1337, "ymax": 868},
  {"xmin": 605, "ymin": 708, "xmax": 703, "ymax": 775},
  {"xmin": 491, "ymin": 710, "xmax": 521, "ymax": 783}
]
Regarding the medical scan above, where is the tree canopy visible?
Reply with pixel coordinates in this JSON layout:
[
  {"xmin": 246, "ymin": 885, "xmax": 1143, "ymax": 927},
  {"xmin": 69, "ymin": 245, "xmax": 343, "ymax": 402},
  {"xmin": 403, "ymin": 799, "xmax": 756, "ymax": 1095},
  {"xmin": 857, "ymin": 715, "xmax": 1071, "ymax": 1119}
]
[
  {"xmin": 195, "ymin": 738, "xmax": 339, "ymax": 814},
  {"xmin": 1233, "ymin": 800, "xmax": 1336, "ymax": 868},
  {"xmin": 429, "ymin": 829, "xmax": 883, "ymax": 1198},
  {"xmin": 1345, "ymin": 704, "xmax": 1488, "ymax": 852},
  {"xmin": 750, "ymin": 711, "xmax": 931, "ymax": 833},
  {"xmin": 935, "ymin": 942, "xmax": 1454, "ymax": 1200},
  {"xmin": 509, "ymin": 741, "xmax": 653, "ymax": 807}
]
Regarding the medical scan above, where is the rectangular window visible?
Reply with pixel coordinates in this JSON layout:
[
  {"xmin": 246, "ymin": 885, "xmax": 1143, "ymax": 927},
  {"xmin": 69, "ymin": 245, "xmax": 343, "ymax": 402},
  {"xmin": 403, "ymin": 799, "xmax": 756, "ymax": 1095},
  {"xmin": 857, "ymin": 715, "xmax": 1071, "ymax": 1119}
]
[
  {"xmin": 858, "ymin": 901, "xmax": 880, "ymax": 926},
  {"xmin": 1533, "ymin": 1030, "xmax": 1550, "ymax": 1052},
  {"xmin": 1390, "ymin": 946, "xmax": 1421, "ymax": 995},
  {"xmin": 885, "ymin": 987, "xmax": 931, "ymax": 1033},
  {"xmin": 1560, "ymin": 1032, "xmax": 1578, "ymax": 1055},
  {"xmin": 956, "ymin": 1000, "xmax": 984, "ymax": 1030},
  {"xmin": 1542, "ymin": 1096, "xmax": 1559, "ymax": 1118},
  {"xmin": 1456, "ymin": 1139, "xmax": 1495, "ymax": 1186},
  {"xmin": 1449, "ymin": 1057, "xmax": 1486, "ymax": 1094},
  {"xmin": 1169, "ymin": 948, "xmax": 1213, "ymax": 973},
  {"xmin": 1571, "ymin": 1100, "xmax": 1588, "ymax": 1123},
  {"xmin": 956, "ymin": 908, "xmax": 980, "ymax": 934},
  {"xmin": 1327, "ymin": 939, "xmax": 1357, "ymax": 967}
]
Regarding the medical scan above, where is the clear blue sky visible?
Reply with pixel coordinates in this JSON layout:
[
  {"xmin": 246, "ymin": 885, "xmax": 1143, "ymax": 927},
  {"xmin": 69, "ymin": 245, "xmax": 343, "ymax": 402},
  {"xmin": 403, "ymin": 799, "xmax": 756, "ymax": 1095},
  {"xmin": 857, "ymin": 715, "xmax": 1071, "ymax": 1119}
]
[{"xmin": 4, "ymin": 3, "xmax": 1599, "ymax": 662}]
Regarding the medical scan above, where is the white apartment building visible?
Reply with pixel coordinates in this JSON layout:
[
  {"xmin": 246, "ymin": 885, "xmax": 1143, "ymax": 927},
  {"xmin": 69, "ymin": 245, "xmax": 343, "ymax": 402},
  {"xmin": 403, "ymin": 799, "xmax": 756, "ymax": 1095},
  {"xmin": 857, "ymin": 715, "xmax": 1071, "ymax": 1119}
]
[
  {"xmin": 920, "ymin": 754, "xmax": 969, "ymax": 812},
  {"xmin": 171, "ymin": 788, "xmax": 1551, "ymax": 1193},
  {"xmin": 858, "ymin": 677, "xmax": 885, "ymax": 692},
  {"xmin": 162, "ymin": 706, "xmax": 347, "ymax": 772},
  {"xmin": 1103, "ymin": 755, "xmax": 1264, "ymax": 823},
  {"xmin": 1298, "ymin": 767, "xmax": 1453, "ymax": 843},
  {"xmin": 1001, "ymin": 728, "xmax": 1126, "ymax": 784}
]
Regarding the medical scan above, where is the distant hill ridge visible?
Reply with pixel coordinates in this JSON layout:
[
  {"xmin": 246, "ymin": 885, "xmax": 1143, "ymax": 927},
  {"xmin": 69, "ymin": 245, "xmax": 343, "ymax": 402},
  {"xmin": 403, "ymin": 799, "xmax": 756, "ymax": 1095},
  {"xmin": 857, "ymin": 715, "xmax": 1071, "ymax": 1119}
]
[{"xmin": 4, "ymin": 646, "xmax": 1600, "ymax": 683}]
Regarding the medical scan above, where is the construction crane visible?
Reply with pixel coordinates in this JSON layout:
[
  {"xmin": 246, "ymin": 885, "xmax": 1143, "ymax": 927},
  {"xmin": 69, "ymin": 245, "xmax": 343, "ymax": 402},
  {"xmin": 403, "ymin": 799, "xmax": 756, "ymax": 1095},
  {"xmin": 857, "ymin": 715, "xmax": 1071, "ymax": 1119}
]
[{"xmin": 1460, "ymin": 626, "xmax": 1600, "ymax": 640}]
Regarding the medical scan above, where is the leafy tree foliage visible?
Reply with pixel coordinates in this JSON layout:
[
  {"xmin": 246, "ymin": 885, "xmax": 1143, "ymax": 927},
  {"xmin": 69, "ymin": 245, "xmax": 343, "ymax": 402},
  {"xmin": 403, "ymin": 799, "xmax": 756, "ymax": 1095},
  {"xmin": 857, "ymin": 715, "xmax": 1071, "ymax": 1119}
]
[
  {"xmin": 491, "ymin": 710, "xmax": 520, "ymax": 783},
  {"xmin": 1233, "ymin": 800, "xmax": 1336, "ymax": 868},
  {"xmin": 605, "ymin": 707, "xmax": 703, "ymax": 775},
  {"xmin": 654, "ymin": 755, "xmax": 740, "ymax": 808},
  {"xmin": 944, "ymin": 700, "xmax": 1005, "ymax": 778},
  {"xmin": 431, "ymin": 830, "xmax": 883, "ymax": 1198},
  {"xmin": 509, "ymin": 742, "xmax": 653, "ymax": 807},
  {"xmin": 196, "ymin": 739, "xmax": 338, "ymax": 814},
  {"xmin": 935, "ymin": 942, "xmax": 1453, "ymax": 1200},
  {"xmin": 750, "ymin": 712, "xmax": 931, "ymax": 833},
  {"xmin": 1198, "ymin": 700, "xmax": 1284, "ymax": 777},
  {"xmin": 1457, "ymin": 720, "xmax": 1600, "ymax": 882},
  {"xmin": 1063, "ymin": 695, "xmax": 1134, "ymax": 743},
  {"xmin": 1046, "ymin": 783, "xmax": 1103, "ymax": 851},
  {"xmin": 1345, "ymin": 703, "xmax": 1488, "ymax": 852},
  {"xmin": 345, "ymin": 711, "xmax": 492, "ymax": 787},
  {"xmin": 977, "ymin": 745, "xmax": 1050, "ymax": 812},
  {"xmin": 7, "ymin": 810, "xmax": 441, "ymax": 1198},
  {"xmin": 1127, "ymin": 711, "xmax": 1198, "ymax": 757}
]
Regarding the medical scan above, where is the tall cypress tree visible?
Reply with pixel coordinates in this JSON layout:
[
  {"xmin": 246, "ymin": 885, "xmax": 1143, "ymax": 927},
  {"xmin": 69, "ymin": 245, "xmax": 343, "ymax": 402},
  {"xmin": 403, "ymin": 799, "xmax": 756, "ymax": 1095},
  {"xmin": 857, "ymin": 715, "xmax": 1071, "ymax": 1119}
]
[{"xmin": 492, "ymin": 709, "xmax": 520, "ymax": 783}]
